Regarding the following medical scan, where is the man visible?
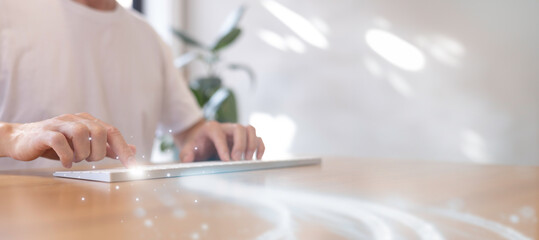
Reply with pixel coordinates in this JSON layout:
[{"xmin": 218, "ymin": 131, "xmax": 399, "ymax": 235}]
[{"xmin": 0, "ymin": 0, "xmax": 265, "ymax": 169}]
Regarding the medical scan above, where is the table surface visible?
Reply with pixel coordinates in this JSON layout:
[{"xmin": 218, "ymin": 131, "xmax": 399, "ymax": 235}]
[{"xmin": 0, "ymin": 157, "xmax": 537, "ymax": 240}]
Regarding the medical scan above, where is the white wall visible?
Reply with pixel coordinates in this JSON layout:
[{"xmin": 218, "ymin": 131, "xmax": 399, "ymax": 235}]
[{"xmin": 179, "ymin": 0, "xmax": 538, "ymax": 164}]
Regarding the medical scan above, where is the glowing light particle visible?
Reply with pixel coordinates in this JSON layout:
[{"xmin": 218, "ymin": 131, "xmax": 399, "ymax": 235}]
[
  {"xmin": 168, "ymin": 129, "xmax": 172, "ymax": 133},
  {"xmin": 88, "ymin": 137, "xmax": 92, "ymax": 141},
  {"xmin": 134, "ymin": 207, "xmax": 146, "ymax": 218},
  {"xmin": 92, "ymin": 165, "xmax": 96, "ymax": 169},
  {"xmin": 510, "ymin": 215, "xmax": 520, "ymax": 224},
  {"xmin": 191, "ymin": 232, "xmax": 200, "ymax": 240},
  {"xmin": 519, "ymin": 206, "xmax": 535, "ymax": 219},
  {"xmin": 201, "ymin": 223, "xmax": 209, "ymax": 231},
  {"xmin": 81, "ymin": 197, "xmax": 85, "ymax": 201},
  {"xmin": 136, "ymin": 197, "xmax": 140, "ymax": 202},
  {"xmin": 115, "ymin": 185, "xmax": 120, "ymax": 190},
  {"xmin": 144, "ymin": 219, "xmax": 153, "ymax": 227},
  {"xmin": 173, "ymin": 209, "xmax": 186, "ymax": 219},
  {"xmin": 194, "ymin": 200, "xmax": 198, "ymax": 203},
  {"xmin": 167, "ymin": 173, "xmax": 171, "ymax": 177}
]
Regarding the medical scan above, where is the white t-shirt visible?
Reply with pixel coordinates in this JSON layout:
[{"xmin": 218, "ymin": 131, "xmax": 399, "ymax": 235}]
[{"xmin": 0, "ymin": 0, "xmax": 203, "ymax": 169}]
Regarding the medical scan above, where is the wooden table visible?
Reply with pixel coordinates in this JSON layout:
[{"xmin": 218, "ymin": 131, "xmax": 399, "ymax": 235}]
[{"xmin": 0, "ymin": 157, "xmax": 537, "ymax": 240}]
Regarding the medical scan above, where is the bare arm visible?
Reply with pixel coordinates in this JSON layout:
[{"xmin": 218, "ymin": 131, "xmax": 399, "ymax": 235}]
[{"xmin": 0, "ymin": 122, "xmax": 14, "ymax": 158}]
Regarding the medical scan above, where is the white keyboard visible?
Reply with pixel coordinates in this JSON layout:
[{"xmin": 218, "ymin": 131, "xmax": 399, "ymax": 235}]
[{"xmin": 53, "ymin": 157, "xmax": 321, "ymax": 182}]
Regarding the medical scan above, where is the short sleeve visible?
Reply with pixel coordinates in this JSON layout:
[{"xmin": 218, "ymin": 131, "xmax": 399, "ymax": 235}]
[{"xmin": 157, "ymin": 40, "xmax": 203, "ymax": 135}]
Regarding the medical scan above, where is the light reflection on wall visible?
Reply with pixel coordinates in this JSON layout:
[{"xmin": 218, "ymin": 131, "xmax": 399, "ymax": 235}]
[
  {"xmin": 416, "ymin": 35, "xmax": 465, "ymax": 67},
  {"xmin": 258, "ymin": 30, "xmax": 288, "ymax": 52},
  {"xmin": 249, "ymin": 113, "xmax": 296, "ymax": 158},
  {"xmin": 284, "ymin": 36, "xmax": 306, "ymax": 53},
  {"xmin": 258, "ymin": 30, "xmax": 308, "ymax": 54},
  {"xmin": 261, "ymin": 0, "xmax": 329, "ymax": 49},
  {"xmin": 366, "ymin": 29, "xmax": 426, "ymax": 71},
  {"xmin": 461, "ymin": 129, "xmax": 490, "ymax": 163},
  {"xmin": 387, "ymin": 72, "xmax": 414, "ymax": 97},
  {"xmin": 116, "ymin": 0, "xmax": 133, "ymax": 8}
]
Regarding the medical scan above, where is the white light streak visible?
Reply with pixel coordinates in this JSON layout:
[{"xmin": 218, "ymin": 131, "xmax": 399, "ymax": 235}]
[
  {"xmin": 261, "ymin": 0, "xmax": 328, "ymax": 49},
  {"xmin": 433, "ymin": 209, "xmax": 532, "ymax": 240},
  {"xmin": 258, "ymin": 30, "xmax": 288, "ymax": 51},
  {"xmin": 366, "ymin": 29, "xmax": 425, "ymax": 71}
]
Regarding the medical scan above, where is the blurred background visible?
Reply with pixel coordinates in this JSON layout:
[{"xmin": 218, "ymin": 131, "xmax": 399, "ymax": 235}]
[{"xmin": 122, "ymin": 0, "xmax": 538, "ymax": 165}]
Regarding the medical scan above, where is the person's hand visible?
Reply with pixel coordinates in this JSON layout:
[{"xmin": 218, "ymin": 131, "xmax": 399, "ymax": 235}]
[
  {"xmin": 3, "ymin": 113, "xmax": 137, "ymax": 168},
  {"xmin": 178, "ymin": 121, "xmax": 265, "ymax": 162}
]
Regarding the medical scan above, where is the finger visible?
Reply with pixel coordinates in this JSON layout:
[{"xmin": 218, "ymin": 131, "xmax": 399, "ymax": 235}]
[
  {"xmin": 228, "ymin": 124, "xmax": 247, "ymax": 161},
  {"xmin": 256, "ymin": 137, "xmax": 265, "ymax": 160},
  {"xmin": 80, "ymin": 120, "xmax": 107, "ymax": 162},
  {"xmin": 129, "ymin": 144, "xmax": 137, "ymax": 154},
  {"xmin": 179, "ymin": 143, "xmax": 196, "ymax": 163},
  {"xmin": 77, "ymin": 113, "xmax": 136, "ymax": 167},
  {"xmin": 244, "ymin": 125, "xmax": 257, "ymax": 160},
  {"xmin": 106, "ymin": 144, "xmax": 137, "ymax": 159},
  {"xmin": 41, "ymin": 131, "xmax": 74, "ymax": 168},
  {"xmin": 207, "ymin": 122, "xmax": 230, "ymax": 161},
  {"xmin": 105, "ymin": 144, "xmax": 116, "ymax": 159},
  {"xmin": 56, "ymin": 121, "xmax": 90, "ymax": 163},
  {"xmin": 105, "ymin": 126, "xmax": 136, "ymax": 167}
]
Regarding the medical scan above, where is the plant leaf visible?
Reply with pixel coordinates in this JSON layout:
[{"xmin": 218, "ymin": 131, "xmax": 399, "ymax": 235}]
[
  {"xmin": 212, "ymin": 28, "xmax": 242, "ymax": 52},
  {"xmin": 174, "ymin": 51, "xmax": 199, "ymax": 68},
  {"xmin": 203, "ymin": 88, "xmax": 232, "ymax": 121},
  {"xmin": 216, "ymin": 5, "xmax": 246, "ymax": 39},
  {"xmin": 171, "ymin": 28, "xmax": 206, "ymax": 49},
  {"xmin": 215, "ymin": 90, "xmax": 238, "ymax": 123},
  {"xmin": 228, "ymin": 63, "xmax": 256, "ymax": 87}
]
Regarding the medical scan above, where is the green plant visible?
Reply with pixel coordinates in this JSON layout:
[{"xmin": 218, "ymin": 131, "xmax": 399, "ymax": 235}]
[
  {"xmin": 172, "ymin": 5, "xmax": 255, "ymax": 123},
  {"xmin": 160, "ymin": 5, "xmax": 254, "ymax": 153}
]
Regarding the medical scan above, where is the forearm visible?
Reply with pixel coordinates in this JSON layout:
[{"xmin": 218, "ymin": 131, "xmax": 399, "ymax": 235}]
[{"xmin": 0, "ymin": 122, "xmax": 14, "ymax": 157}]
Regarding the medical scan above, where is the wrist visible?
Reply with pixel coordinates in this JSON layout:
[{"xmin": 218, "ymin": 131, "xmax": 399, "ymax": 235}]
[
  {"xmin": 0, "ymin": 122, "xmax": 15, "ymax": 158},
  {"xmin": 174, "ymin": 119, "xmax": 205, "ymax": 148}
]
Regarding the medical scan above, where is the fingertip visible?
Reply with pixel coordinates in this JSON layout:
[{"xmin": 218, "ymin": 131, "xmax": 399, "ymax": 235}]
[
  {"xmin": 181, "ymin": 152, "xmax": 194, "ymax": 163},
  {"xmin": 127, "ymin": 156, "xmax": 138, "ymax": 168},
  {"xmin": 257, "ymin": 139, "xmax": 265, "ymax": 160},
  {"xmin": 129, "ymin": 144, "xmax": 137, "ymax": 154},
  {"xmin": 245, "ymin": 151, "xmax": 254, "ymax": 160},
  {"xmin": 232, "ymin": 151, "xmax": 242, "ymax": 161},
  {"xmin": 63, "ymin": 161, "xmax": 72, "ymax": 168},
  {"xmin": 220, "ymin": 152, "xmax": 231, "ymax": 161}
]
